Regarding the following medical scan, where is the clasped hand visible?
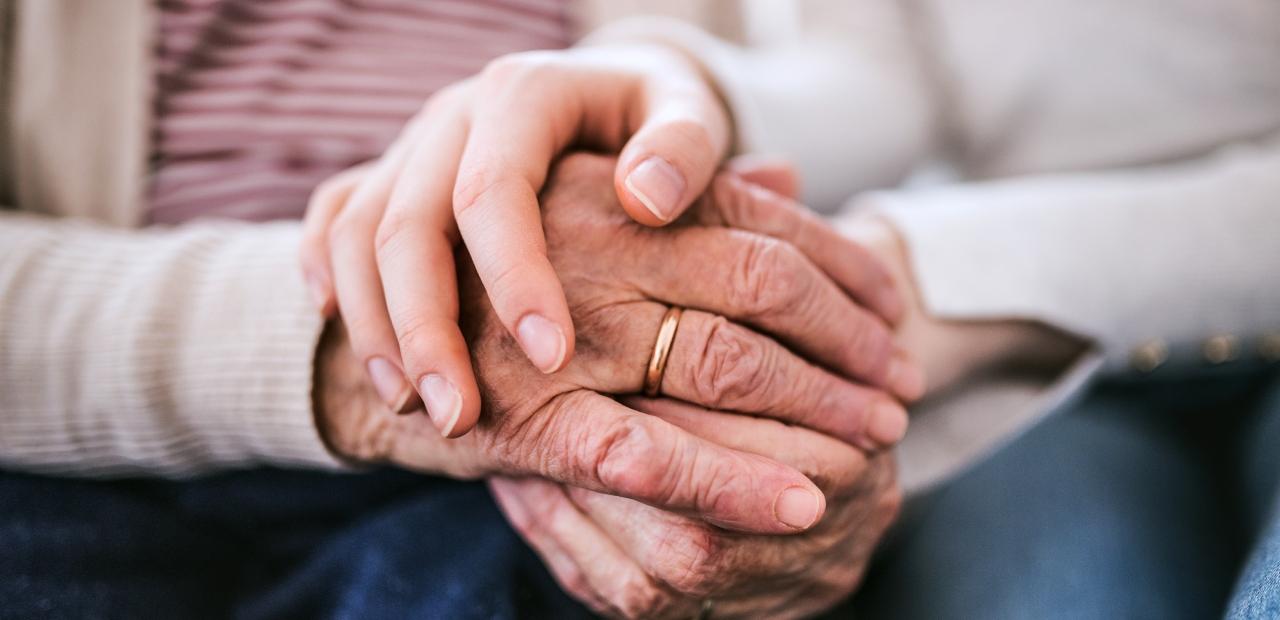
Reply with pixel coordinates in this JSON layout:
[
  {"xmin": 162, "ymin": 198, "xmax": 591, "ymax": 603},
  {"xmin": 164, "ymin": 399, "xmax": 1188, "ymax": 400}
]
[{"xmin": 313, "ymin": 154, "xmax": 915, "ymax": 617}]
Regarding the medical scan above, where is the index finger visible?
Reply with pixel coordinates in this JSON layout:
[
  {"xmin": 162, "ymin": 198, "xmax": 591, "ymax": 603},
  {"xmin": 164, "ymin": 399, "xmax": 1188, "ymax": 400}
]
[
  {"xmin": 451, "ymin": 76, "xmax": 576, "ymax": 375},
  {"xmin": 623, "ymin": 396, "xmax": 870, "ymax": 500},
  {"xmin": 492, "ymin": 390, "xmax": 826, "ymax": 534}
]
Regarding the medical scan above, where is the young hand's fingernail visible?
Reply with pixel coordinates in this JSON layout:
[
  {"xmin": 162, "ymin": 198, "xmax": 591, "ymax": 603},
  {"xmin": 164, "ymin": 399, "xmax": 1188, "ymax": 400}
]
[
  {"xmin": 868, "ymin": 401, "xmax": 909, "ymax": 447},
  {"xmin": 887, "ymin": 352, "xmax": 926, "ymax": 401},
  {"xmin": 624, "ymin": 157, "xmax": 686, "ymax": 222},
  {"xmin": 367, "ymin": 356, "xmax": 410, "ymax": 409},
  {"xmin": 420, "ymin": 374, "xmax": 462, "ymax": 437},
  {"xmin": 305, "ymin": 272, "xmax": 329, "ymax": 312},
  {"xmin": 516, "ymin": 314, "xmax": 566, "ymax": 373},
  {"xmin": 774, "ymin": 486, "xmax": 823, "ymax": 530}
]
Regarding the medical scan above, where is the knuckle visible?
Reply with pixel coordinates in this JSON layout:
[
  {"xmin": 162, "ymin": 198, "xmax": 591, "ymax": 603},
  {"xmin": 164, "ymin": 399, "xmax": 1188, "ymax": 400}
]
[
  {"xmin": 330, "ymin": 401, "xmax": 397, "ymax": 464},
  {"xmin": 556, "ymin": 570, "xmax": 594, "ymax": 607},
  {"xmin": 372, "ymin": 209, "xmax": 416, "ymax": 260},
  {"xmin": 847, "ymin": 319, "xmax": 895, "ymax": 380},
  {"xmin": 503, "ymin": 512, "xmax": 535, "ymax": 539},
  {"xmin": 387, "ymin": 312, "xmax": 442, "ymax": 372},
  {"xmin": 593, "ymin": 416, "xmax": 674, "ymax": 500},
  {"xmin": 822, "ymin": 447, "xmax": 869, "ymax": 497},
  {"xmin": 308, "ymin": 175, "xmax": 348, "ymax": 212},
  {"xmin": 326, "ymin": 208, "xmax": 364, "ymax": 248},
  {"xmin": 451, "ymin": 168, "xmax": 504, "ymax": 219},
  {"xmin": 592, "ymin": 414, "xmax": 742, "ymax": 519},
  {"xmin": 652, "ymin": 525, "xmax": 721, "ymax": 596},
  {"xmin": 480, "ymin": 51, "xmax": 558, "ymax": 89},
  {"xmin": 612, "ymin": 577, "xmax": 671, "ymax": 619},
  {"xmin": 791, "ymin": 447, "xmax": 839, "ymax": 493},
  {"xmin": 691, "ymin": 317, "xmax": 770, "ymax": 408},
  {"xmin": 420, "ymin": 81, "xmax": 468, "ymax": 116},
  {"xmin": 480, "ymin": 257, "xmax": 527, "ymax": 308},
  {"xmin": 732, "ymin": 236, "xmax": 807, "ymax": 319},
  {"xmin": 689, "ymin": 456, "xmax": 748, "ymax": 522},
  {"xmin": 479, "ymin": 54, "xmax": 525, "ymax": 82}
]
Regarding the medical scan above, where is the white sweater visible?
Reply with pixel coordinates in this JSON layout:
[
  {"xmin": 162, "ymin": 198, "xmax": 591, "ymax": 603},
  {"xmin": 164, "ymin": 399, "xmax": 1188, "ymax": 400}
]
[
  {"xmin": 2, "ymin": 0, "xmax": 1278, "ymax": 488},
  {"xmin": 598, "ymin": 0, "xmax": 1280, "ymax": 488}
]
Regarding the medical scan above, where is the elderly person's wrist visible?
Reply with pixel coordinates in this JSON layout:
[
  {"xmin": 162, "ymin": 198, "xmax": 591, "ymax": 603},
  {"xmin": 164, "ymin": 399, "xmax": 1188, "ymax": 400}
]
[
  {"xmin": 312, "ymin": 317, "xmax": 382, "ymax": 468},
  {"xmin": 312, "ymin": 317, "xmax": 486, "ymax": 478}
]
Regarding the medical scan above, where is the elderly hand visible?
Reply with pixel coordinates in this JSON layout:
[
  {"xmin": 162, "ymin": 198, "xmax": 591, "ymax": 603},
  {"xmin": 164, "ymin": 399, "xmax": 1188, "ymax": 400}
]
[
  {"xmin": 297, "ymin": 44, "xmax": 909, "ymax": 437},
  {"xmin": 314, "ymin": 153, "xmax": 920, "ymax": 534},
  {"xmin": 490, "ymin": 397, "xmax": 901, "ymax": 619}
]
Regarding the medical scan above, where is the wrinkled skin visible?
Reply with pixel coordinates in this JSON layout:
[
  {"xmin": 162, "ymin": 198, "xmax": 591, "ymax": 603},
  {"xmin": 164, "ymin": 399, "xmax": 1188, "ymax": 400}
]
[
  {"xmin": 315, "ymin": 154, "xmax": 906, "ymax": 614},
  {"xmin": 299, "ymin": 44, "xmax": 741, "ymax": 437},
  {"xmin": 492, "ymin": 395, "xmax": 901, "ymax": 619},
  {"xmin": 317, "ymin": 153, "xmax": 911, "ymax": 534}
]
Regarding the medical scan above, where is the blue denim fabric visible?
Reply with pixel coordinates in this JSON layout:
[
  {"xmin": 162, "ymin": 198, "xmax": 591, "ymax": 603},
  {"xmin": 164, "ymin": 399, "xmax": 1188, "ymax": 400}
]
[
  {"xmin": 0, "ymin": 469, "xmax": 592, "ymax": 619},
  {"xmin": 851, "ymin": 371, "xmax": 1280, "ymax": 620},
  {"xmin": 1230, "ymin": 514, "xmax": 1280, "ymax": 620},
  {"xmin": 1225, "ymin": 372, "xmax": 1280, "ymax": 619},
  {"xmin": 3, "ymin": 373, "xmax": 1278, "ymax": 619}
]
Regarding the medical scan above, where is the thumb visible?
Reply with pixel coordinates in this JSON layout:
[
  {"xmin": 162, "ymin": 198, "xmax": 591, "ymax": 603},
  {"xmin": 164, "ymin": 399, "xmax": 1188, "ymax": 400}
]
[{"xmin": 614, "ymin": 87, "xmax": 731, "ymax": 226}]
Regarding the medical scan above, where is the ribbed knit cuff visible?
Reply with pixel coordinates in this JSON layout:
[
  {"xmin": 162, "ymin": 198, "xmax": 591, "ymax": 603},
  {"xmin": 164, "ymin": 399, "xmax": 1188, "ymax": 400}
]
[
  {"xmin": 164, "ymin": 222, "xmax": 348, "ymax": 474},
  {"xmin": 0, "ymin": 217, "xmax": 347, "ymax": 477}
]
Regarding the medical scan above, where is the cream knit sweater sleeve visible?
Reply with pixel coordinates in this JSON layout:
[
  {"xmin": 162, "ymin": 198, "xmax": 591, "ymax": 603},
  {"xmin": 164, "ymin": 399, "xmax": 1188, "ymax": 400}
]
[
  {"xmin": 588, "ymin": 0, "xmax": 1280, "ymax": 374},
  {"xmin": 856, "ymin": 133, "xmax": 1280, "ymax": 371},
  {"xmin": 0, "ymin": 213, "xmax": 346, "ymax": 477}
]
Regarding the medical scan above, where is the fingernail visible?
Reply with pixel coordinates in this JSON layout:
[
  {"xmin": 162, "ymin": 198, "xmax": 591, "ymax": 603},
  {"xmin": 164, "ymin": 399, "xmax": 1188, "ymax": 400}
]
[
  {"xmin": 624, "ymin": 157, "xmax": 686, "ymax": 222},
  {"xmin": 887, "ymin": 353, "xmax": 926, "ymax": 401},
  {"xmin": 774, "ymin": 486, "xmax": 822, "ymax": 530},
  {"xmin": 517, "ymin": 314, "xmax": 566, "ymax": 373},
  {"xmin": 868, "ymin": 401, "xmax": 909, "ymax": 447},
  {"xmin": 420, "ymin": 374, "xmax": 462, "ymax": 437},
  {"xmin": 367, "ymin": 356, "xmax": 411, "ymax": 409},
  {"xmin": 305, "ymin": 272, "xmax": 328, "ymax": 311}
]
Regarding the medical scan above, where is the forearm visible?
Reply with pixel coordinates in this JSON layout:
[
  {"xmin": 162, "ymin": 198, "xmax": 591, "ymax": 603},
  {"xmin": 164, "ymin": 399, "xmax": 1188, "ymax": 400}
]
[
  {"xmin": 842, "ymin": 132, "xmax": 1280, "ymax": 380},
  {"xmin": 0, "ymin": 214, "xmax": 344, "ymax": 477}
]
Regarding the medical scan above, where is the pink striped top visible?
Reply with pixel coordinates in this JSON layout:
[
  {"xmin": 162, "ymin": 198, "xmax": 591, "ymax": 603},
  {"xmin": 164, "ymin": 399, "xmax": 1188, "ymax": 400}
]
[{"xmin": 149, "ymin": 0, "xmax": 571, "ymax": 224}]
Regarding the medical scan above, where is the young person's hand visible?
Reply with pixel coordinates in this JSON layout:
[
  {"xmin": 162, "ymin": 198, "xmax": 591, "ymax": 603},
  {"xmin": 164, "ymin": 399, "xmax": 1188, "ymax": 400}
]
[{"xmin": 299, "ymin": 46, "xmax": 908, "ymax": 437}]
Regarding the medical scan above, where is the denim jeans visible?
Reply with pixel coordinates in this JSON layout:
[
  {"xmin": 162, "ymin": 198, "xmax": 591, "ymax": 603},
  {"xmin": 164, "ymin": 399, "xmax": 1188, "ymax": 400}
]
[
  {"xmin": 852, "ymin": 369, "xmax": 1280, "ymax": 620},
  {"xmin": 0, "ymin": 469, "xmax": 592, "ymax": 619},
  {"xmin": 3, "ymin": 371, "xmax": 1278, "ymax": 619}
]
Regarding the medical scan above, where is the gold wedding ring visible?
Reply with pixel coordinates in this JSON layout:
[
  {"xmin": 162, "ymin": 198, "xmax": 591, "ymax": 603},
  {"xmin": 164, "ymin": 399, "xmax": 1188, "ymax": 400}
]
[{"xmin": 644, "ymin": 306, "xmax": 684, "ymax": 397}]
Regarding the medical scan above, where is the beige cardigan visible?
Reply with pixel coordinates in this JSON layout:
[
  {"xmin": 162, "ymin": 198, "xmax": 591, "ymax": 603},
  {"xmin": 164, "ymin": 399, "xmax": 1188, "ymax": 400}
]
[{"xmin": 2, "ymin": 0, "xmax": 1278, "ymax": 490}]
